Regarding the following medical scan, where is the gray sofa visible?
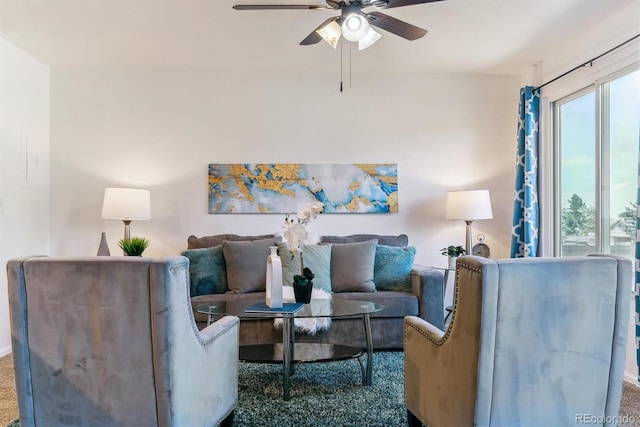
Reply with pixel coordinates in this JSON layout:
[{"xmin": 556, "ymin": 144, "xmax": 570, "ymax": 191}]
[{"xmin": 185, "ymin": 233, "xmax": 444, "ymax": 350}]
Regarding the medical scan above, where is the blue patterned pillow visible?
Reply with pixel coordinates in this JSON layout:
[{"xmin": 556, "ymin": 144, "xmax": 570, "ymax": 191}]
[
  {"xmin": 374, "ymin": 245, "xmax": 416, "ymax": 291},
  {"xmin": 181, "ymin": 245, "xmax": 227, "ymax": 296}
]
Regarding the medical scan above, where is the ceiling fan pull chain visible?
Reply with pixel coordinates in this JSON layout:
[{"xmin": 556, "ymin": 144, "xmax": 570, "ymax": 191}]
[
  {"xmin": 350, "ymin": 42, "xmax": 352, "ymax": 89},
  {"xmin": 339, "ymin": 40, "xmax": 343, "ymax": 92}
]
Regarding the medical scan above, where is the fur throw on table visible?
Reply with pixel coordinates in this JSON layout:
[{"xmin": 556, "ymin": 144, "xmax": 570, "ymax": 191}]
[{"xmin": 273, "ymin": 287, "xmax": 332, "ymax": 335}]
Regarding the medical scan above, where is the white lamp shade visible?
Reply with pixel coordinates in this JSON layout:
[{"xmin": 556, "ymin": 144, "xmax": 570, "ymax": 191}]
[
  {"xmin": 445, "ymin": 190, "xmax": 493, "ymax": 220},
  {"xmin": 102, "ymin": 188, "xmax": 151, "ymax": 220}
]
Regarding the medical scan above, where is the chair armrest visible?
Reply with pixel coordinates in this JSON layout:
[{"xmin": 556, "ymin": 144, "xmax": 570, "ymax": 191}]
[
  {"xmin": 404, "ymin": 259, "xmax": 487, "ymax": 426},
  {"xmin": 404, "ymin": 315, "xmax": 445, "ymax": 341},
  {"xmin": 199, "ymin": 315, "xmax": 240, "ymax": 344},
  {"xmin": 149, "ymin": 258, "xmax": 240, "ymax": 426},
  {"xmin": 410, "ymin": 265, "xmax": 444, "ymax": 330},
  {"xmin": 158, "ymin": 313, "xmax": 240, "ymax": 426},
  {"xmin": 404, "ymin": 315, "xmax": 477, "ymax": 426}
]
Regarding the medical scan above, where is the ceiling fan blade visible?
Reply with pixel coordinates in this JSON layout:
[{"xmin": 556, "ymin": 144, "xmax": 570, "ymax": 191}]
[
  {"xmin": 233, "ymin": 4, "xmax": 332, "ymax": 10},
  {"xmin": 300, "ymin": 16, "xmax": 340, "ymax": 45},
  {"xmin": 366, "ymin": 11, "xmax": 427, "ymax": 41},
  {"xmin": 381, "ymin": 0, "xmax": 446, "ymax": 9}
]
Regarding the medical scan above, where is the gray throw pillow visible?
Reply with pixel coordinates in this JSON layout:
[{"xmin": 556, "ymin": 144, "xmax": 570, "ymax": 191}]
[
  {"xmin": 330, "ymin": 239, "xmax": 378, "ymax": 292},
  {"xmin": 187, "ymin": 234, "xmax": 277, "ymax": 249},
  {"xmin": 181, "ymin": 245, "xmax": 227, "ymax": 296},
  {"xmin": 223, "ymin": 237, "xmax": 281, "ymax": 293}
]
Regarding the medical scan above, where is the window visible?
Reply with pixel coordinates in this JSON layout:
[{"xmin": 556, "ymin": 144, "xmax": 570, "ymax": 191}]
[{"xmin": 555, "ymin": 68, "xmax": 640, "ymax": 258}]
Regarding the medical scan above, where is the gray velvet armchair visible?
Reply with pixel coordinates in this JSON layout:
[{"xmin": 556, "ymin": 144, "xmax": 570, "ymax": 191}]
[
  {"xmin": 404, "ymin": 254, "xmax": 631, "ymax": 427},
  {"xmin": 7, "ymin": 256, "xmax": 239, "ymax": 427}
]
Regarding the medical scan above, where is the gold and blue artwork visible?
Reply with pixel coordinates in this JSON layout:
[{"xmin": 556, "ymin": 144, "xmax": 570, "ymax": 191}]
[{"xmin": 208, "ymin": 163, "xmax": 398, "ymax": 214}]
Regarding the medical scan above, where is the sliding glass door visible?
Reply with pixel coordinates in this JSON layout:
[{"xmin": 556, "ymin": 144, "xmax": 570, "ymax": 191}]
[{"xmin": 555, "ymin": 68, "xmax": 640, "ymax": 258}]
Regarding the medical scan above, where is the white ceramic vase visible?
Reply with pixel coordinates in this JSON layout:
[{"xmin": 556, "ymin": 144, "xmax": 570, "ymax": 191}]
[
  {"xmin": 447, "ymin": 256, "xmax": 457, "ymax": 270},
  {"xmin": 266, "ymin": 246, "xmax": 283, "ymax": 308}
]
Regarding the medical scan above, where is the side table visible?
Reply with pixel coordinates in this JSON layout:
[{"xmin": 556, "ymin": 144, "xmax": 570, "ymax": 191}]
[{"xmin": 431, "ymin": 266, "xmax": 455, "ymax": 324}]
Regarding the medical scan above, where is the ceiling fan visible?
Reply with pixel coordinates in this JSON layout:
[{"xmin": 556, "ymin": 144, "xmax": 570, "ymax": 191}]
[{"xmin": 233, "ymin": 0, "xmax": 445, "ymax": 50}]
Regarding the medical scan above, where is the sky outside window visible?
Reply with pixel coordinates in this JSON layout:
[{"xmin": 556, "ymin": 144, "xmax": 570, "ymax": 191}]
[{"xmin": 558, "ymin": 68, "xmax": 640, "ymax": 257}]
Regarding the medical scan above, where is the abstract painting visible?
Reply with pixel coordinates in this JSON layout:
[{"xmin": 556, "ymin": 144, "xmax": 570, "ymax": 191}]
[{"xmin": 208, "ymin": 163, "xmax": 398, "ymax": 214}]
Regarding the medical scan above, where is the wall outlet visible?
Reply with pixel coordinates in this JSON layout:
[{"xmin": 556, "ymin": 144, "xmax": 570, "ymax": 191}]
[{"xmin": 0, "ymin": 198, "xmax": 4, "ymax": 215}]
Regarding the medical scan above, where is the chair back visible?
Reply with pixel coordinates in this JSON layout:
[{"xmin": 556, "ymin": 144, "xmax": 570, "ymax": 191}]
[
  {"xmin": 7, "ymin": 256, "xmax": 208, "ymax": 426},
  {"xmin": 405, "ymin": 254, "xmax": 632, "ymax": 427},
  {"xmin": 463, "ymin": 255, "xmax": 631, "ymax": 425}
]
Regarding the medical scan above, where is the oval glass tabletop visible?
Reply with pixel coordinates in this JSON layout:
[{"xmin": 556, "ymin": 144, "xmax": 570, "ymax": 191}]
[{"xmin": 195, "ymin": 298, "xmax": 384, "ymax": 319}]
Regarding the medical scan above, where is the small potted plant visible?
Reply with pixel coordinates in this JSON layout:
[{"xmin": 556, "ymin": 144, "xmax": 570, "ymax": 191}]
[
  {"xmin": 118, "ymin": 236, "xmax": 150, "ymax": 257},
  {"xmin": 293, "ymin": 267, "xmax": 315, "ymax": 304},
  {"xmin": 440, "ymin": 245, "xmax": 465, "ymax": 269}
]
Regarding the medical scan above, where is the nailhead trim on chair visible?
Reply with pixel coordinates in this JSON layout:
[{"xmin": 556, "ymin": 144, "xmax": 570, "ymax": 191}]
[
  {"xmin": 174, "ymin": 258, "xmax": 240, "ymax": 346},
  {"xmin": 403, "ymin": 261, "xmax": 482, "ymax": 427},
  {"xmin": 170, "ymin": 259, "xmax": 218, "ymax": 346},
  {"xmin": 404, "ymin": 261, "xmax": 480, "ymax": 346}
]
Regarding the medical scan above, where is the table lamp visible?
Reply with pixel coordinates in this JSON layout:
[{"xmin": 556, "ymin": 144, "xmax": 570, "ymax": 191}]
[
  {"xmin": 445, "ymin": 189, "xmax": 493, "ymax": 254},
  {"xmin": 102, "ymin": 187, "xmax": 151, "ymax": 240}
]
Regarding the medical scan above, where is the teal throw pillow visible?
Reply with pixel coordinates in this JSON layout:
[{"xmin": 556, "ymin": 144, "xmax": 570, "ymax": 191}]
[
  {"xmin": 181, "ymin": 245, "xmax": 227, "ymax": 296},
  {"xmin": 278, "ymin": 242, "xmax": 332, "ymax": 293},
  {"xmin": 374, "ymin": 245, "xmax": 416, "ymax": 292}
]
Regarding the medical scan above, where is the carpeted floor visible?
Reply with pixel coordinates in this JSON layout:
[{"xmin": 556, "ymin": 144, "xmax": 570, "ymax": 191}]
[
  {"xmin": 233, "ymin": 351, "xmax": 405, "ymax": 426},
  {"xmin": 0, "ymin": 353, "xmax": 17, "ymax": 427},
  {"xmin": 1, "ymin": 351, "xmax": 639, "ymax": 426}
]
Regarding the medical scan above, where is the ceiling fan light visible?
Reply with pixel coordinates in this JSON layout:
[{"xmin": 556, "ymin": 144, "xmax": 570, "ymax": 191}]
[
  {"xmin": 341, "ymin": 13, "xmax": 369, "ymax": 42},
  {"xmin": 358, "ymin": 28, "xmax": 381, "ymax": 50},
  {"xmin": 316, "ymin": 20, "xmax": 341, "ymax": 49}
]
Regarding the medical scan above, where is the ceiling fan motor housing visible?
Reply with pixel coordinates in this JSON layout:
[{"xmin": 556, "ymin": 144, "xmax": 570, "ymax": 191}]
[{"xmin": 371, "ymin": 0, "xmax": 390, "ymax": 8}]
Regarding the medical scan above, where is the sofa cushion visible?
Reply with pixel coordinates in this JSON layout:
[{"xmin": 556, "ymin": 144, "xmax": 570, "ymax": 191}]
[
  {"xmin": 374, "ymin": 245, "xmax": 416, "ymax": 292},
  {"xmin": 223, "ymin": 237, "xmax": 281, "ymax": 293},
  {"xmin": 330, "ymin": 239, "xmax": 377, "ymax": 293},
  {"xmin": 188, "ymin": 233, "xmax": 277, "ymax": 249},
  {"xmin": 181, "ymin": 245, "xmax": 227, "ymax": 296},
  {"xmin": 278, "ymin": 243, "xmax": 332, "ymax": 292},
  {"xmin": 320, "ymin": 234, "xmax": 408, "ymax": 247}
]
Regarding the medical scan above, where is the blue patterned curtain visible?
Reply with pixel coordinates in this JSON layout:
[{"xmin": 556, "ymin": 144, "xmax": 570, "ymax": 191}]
[
  {"xmin": 511, "ymin": 86, "xmax": 540, "ymax": 258},
  {"xmin": 635, "ymin": 136, "xmax": 640, "ymax": 383}
]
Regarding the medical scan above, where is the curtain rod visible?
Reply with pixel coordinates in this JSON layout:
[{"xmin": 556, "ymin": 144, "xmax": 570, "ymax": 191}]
[{"xmin": 535, "ymin": 33, "xmax": 640, "ymax": 91}]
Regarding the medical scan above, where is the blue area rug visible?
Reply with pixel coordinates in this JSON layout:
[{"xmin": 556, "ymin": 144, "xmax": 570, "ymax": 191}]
[{"xmin": 232, "ymin": 351, "xmax": 405, "ymax": 426}]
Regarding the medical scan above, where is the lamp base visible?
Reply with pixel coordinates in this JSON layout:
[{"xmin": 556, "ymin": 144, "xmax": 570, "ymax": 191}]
[
  {"xmin": 122, "ymin": 219, "xmax": 132, "ymax": 241},
  {"xmin": 465, "ymin": 220, "xmax": 474, "ymax": 255}
]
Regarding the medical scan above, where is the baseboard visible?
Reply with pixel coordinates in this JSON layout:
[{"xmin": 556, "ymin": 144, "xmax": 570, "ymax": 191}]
[
  {"xmin": 624, "ymin": 371, "xmax": 639, "ymax": 385},
  {"xmin": 0, "ymin": 345, "xmax": 11, "ymax": 357}
]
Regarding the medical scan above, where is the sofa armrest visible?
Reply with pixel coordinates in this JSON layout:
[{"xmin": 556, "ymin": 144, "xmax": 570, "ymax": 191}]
[{"xmin": 410, "ymin": 265, "xmax": 444, "ymax": 330}]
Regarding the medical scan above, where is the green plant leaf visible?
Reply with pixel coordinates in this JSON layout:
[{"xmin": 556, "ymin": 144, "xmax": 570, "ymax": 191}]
[{"xmin": 117, "ymin": 236, "xmax": 150, "ymax": 256}]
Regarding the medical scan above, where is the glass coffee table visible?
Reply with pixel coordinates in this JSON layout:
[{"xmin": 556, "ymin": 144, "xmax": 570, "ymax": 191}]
[{"xmin": 195, "ymin": 298, "xmax": 384, "ymax": 400}]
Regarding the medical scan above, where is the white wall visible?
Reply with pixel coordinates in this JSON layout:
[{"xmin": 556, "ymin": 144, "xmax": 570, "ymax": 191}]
[
  {"xmin": 48, "ymin": 70, "xmax": 520, "ymax": 269},
  {"xmin": 0, "ymin": 39, "xmax": 50, "ymax": 356}
]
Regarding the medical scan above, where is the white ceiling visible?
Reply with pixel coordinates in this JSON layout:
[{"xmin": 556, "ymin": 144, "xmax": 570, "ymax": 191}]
[{"xmin": 0, "ymin": 0, "xmax": 637, "ymax": 75}]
